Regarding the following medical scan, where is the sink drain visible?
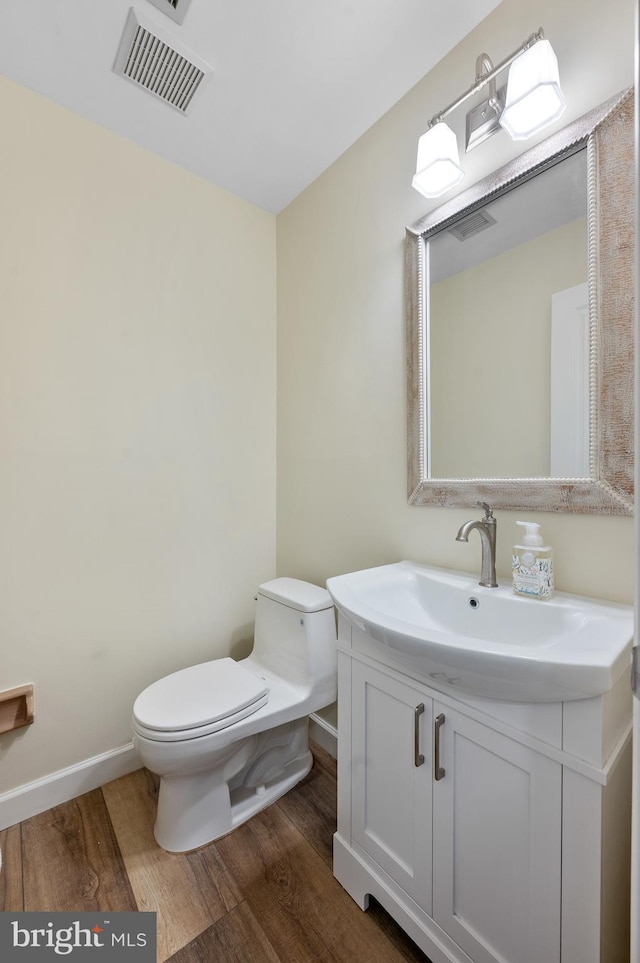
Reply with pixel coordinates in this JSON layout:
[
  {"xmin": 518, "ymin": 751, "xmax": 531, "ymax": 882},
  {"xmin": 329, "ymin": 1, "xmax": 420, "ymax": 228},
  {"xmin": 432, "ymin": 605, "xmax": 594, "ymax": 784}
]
[{"xmin": 468, "ymin": 597, "xmax": 480, "ymax": 609}]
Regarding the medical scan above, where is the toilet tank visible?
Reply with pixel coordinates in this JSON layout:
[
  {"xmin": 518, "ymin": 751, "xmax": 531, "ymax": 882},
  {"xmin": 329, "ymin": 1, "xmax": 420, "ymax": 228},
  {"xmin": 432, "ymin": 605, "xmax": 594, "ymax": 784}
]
[{"xmin": 252, "ymin": 578, "xmax": 337, "ymax": 694}]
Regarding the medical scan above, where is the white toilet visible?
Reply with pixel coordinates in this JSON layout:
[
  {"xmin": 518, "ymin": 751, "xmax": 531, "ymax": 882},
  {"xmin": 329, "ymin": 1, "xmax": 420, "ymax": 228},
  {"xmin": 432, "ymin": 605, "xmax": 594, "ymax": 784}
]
[{"xmin": 132, "ymin": 577, "xmax": 337, "ymax": 852}]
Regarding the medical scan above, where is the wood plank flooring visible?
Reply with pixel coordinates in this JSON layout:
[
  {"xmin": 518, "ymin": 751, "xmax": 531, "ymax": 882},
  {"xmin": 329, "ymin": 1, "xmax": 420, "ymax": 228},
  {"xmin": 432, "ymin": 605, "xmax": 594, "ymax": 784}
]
[{"xmin": 0, "ymin": 744, "xmax": 431, "ymax": 963}]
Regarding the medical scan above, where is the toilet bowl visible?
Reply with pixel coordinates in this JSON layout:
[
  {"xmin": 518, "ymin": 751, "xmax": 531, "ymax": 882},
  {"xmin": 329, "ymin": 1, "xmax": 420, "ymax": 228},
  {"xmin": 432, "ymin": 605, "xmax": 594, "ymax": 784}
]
[{"xmin": 132, "ymin": 577, "xmax": 337, "ymax": 852}]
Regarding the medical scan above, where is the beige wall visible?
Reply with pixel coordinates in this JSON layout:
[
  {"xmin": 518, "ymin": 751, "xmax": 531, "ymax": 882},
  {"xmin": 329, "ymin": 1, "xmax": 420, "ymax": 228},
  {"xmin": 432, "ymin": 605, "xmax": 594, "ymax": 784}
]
[
  {"xmin": 0, "ymin": 78, "xmax": 277, "ymax": 792},
  {"xmin": 276, "ymin": 0, "xmax": 635, "ymax": 602}
]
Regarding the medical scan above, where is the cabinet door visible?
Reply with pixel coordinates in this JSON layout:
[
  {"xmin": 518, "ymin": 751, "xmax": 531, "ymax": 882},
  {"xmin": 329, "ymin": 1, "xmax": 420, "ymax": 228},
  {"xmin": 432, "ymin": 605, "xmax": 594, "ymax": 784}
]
[
  {"xmin": 432, "ymin": 704, "xmax": 561, "ymax": 963},
  {"xmin": 351, "ymin": 660, "xmax": 432, "ymax": 911}
]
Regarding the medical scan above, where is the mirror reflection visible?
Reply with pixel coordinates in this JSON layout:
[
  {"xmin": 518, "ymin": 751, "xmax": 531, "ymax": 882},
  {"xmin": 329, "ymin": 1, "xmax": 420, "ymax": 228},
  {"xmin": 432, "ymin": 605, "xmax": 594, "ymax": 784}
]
[{"xmin": 427, "ymin": 149, "xmax": 588, "ymax": 479}]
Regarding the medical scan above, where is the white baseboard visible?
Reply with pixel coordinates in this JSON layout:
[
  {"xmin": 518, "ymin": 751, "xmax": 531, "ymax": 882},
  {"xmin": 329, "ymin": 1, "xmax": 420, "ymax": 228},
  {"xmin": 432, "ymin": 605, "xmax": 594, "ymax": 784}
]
[
  {"xmin": 0, "ymin": 721, "xmax": 334, "ymax": 832},
  {"xmin": 309, "ymin": 712, "xmax": 337, "ymax": 759},
  {"xmin": 0, "ymin": 744, "xmax": 142, "ymax": 831}
]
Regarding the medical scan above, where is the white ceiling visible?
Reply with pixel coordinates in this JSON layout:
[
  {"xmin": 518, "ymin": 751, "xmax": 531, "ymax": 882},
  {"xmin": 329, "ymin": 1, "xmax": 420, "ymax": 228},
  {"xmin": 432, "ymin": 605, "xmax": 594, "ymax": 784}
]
[{"xmin": 0, "ymin": 0, "xmax": 502, "ymax": 213}]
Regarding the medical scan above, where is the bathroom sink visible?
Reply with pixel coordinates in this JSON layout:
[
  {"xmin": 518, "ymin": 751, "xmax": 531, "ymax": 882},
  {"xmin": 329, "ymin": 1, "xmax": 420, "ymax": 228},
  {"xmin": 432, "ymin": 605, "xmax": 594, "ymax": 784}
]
[{"xmin": 326, "ymin": 561, "xmax": 633, "ymax": 702}]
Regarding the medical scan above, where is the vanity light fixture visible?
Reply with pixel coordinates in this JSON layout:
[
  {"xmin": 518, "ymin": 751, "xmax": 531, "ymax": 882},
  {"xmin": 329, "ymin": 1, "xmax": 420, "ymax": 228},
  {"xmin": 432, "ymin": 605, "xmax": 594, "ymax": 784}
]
[
  {"xmin": 412, "ymin": 28, "xmax": 566, "ymax": 200},
  {"xmin": 499, "ymin": 39, "xmax": 566, "ymax": 139},
  {"xmin": 411, "ymin": 121, "xmax": 464, "ymax": 199}
]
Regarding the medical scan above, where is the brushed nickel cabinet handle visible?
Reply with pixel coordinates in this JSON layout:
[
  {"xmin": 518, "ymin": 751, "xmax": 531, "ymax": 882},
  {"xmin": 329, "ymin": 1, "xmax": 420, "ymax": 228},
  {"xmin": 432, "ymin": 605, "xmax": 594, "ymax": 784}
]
[
  {"xmin": 434, "ymin": 713, "xmax": 446, "ymax": 781},
  {"xmin": 414, "ymin": 703, "xmax": 425, "ymax": 767}
]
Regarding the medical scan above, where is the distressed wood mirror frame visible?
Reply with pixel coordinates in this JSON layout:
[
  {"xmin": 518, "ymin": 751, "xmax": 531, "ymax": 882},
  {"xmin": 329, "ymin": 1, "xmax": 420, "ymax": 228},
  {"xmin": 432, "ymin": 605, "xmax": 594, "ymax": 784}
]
[{"xmin": 406, "ymin": 88, "xmax": 634, "ymax": 514}]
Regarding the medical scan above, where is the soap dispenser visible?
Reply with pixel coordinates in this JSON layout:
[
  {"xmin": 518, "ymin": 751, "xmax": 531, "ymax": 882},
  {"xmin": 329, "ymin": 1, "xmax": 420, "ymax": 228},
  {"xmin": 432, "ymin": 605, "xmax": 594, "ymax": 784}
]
[{"xmin": 512, "ymin": 521, "xmax": 554, "ymax": 599}]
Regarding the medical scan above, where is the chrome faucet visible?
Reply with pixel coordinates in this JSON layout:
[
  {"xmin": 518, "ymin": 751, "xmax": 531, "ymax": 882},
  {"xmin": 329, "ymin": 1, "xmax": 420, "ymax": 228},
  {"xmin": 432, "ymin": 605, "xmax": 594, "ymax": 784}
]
[{"xmin": 455, "ymin": 502, "xmax": 498, "ymax": 588}]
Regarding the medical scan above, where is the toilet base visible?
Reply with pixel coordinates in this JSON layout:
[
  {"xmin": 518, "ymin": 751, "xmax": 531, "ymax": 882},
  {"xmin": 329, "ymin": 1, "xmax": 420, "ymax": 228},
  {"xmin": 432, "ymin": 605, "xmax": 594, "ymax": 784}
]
[
  {"xmin": 226, "ymin": 749, "xmax": 312, "ymax": 832},
  {"xmin": 152, "ymin": 719, "xmax": 313, "ymax": 852}
]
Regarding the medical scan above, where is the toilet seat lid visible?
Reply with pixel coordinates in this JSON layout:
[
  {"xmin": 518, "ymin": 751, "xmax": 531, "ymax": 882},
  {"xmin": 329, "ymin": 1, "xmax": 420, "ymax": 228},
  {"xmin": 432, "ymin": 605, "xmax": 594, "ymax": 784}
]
[{"xmin": 133, "ymin": 658, "xmax": 269, "ymax": 733}]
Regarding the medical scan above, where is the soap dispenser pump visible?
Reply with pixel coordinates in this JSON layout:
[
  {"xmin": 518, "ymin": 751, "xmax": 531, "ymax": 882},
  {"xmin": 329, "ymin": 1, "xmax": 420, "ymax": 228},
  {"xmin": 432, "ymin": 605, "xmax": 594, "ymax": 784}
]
[{"xmin": 512, "ymin": 521, "xmax": 554, "ymax": 599}]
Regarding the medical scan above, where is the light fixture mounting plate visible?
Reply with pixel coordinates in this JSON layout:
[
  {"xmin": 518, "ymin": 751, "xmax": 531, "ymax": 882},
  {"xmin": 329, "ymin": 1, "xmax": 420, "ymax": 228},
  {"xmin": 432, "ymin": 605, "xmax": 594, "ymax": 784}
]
[{"xmin": 465, "ymin": 84, "xmax": 506, "ymax": 152}]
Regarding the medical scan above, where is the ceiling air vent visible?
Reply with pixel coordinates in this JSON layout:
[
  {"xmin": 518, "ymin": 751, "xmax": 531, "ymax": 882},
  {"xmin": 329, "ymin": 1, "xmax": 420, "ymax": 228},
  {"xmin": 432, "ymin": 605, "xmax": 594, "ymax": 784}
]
[
  {"xmin": 145, "ymin": 0, "xmax": 193, "ymax": 26},
  {"xmin": 113, "ymin": 9, "xmax": 212, "ymax": 115},
  {"xmin": 448, "ymin": 209, "xmax": 497, "ymax": 241}
]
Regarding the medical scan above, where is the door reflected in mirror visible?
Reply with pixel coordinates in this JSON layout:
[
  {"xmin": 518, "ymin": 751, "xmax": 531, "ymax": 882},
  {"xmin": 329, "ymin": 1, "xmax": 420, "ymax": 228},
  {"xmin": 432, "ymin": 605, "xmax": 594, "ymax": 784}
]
[{"xmin": 428, "ymin": 150, "xmax": 588, "ymax": 479}]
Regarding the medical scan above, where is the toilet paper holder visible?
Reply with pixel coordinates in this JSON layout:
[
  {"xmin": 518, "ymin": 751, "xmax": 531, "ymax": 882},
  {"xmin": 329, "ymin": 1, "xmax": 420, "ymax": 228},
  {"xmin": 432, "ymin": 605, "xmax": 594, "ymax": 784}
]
[{"xmin": 0, "ymin": 684, "xmax": 34, "ymax": 735}]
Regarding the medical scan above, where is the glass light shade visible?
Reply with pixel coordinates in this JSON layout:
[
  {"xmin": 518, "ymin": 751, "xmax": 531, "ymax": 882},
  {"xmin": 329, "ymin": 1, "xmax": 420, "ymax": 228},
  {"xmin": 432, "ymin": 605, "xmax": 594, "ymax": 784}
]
[
  {"xmin": 411, "ymin": 122, "xmax": 464, "ymax": 198},
  {"xmin": 499, "ymin": 39, "xmax": 566, "ymax": 140}
]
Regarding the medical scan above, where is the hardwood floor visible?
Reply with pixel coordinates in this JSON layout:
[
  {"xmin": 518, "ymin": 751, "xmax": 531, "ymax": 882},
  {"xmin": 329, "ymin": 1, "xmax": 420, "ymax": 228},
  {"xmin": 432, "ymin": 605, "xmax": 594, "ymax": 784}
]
[{"xmin": 0, "ymin": 744, "xmax": 431, "ymax": 963}]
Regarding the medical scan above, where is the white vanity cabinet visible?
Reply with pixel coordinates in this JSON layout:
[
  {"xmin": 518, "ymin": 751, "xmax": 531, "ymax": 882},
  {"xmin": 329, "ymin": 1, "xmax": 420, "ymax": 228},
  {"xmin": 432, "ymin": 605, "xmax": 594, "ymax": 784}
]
[
  {"xmin": 334, "ymin": 618, "xmax": 631, "ymax": 963},
  {"xmin": 351, "ymin": 660, "xmax": 434, "ymax": 913},
  {"xmin": 431, "ymin": 699, "xmax": 561, "ymax": 963}
]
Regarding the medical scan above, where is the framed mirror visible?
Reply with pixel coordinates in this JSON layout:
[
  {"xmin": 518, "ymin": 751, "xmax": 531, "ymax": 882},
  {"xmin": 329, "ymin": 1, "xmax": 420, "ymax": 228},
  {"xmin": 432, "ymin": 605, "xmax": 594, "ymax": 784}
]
[{"xmin": 406, "ymin": 88, "xmax": 634, "ymax": 514}]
